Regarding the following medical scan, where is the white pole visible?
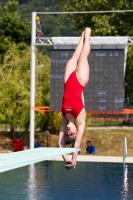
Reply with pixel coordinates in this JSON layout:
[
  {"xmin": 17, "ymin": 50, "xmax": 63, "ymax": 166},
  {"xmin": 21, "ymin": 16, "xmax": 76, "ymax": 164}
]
[
  {"xmin": 124, "ymin": 137, "xmax": 127, "ymax": 158},
  {"xmin": 123, "ymin": 137, "xmax": 127, "ymax": 163},
  {"xmin": 30, "ymin": 12, "xmax": 36, "ymax": 149},
  {"xmin": 36, "ymin": 10, "xmax": 133, "ymax": 14}
]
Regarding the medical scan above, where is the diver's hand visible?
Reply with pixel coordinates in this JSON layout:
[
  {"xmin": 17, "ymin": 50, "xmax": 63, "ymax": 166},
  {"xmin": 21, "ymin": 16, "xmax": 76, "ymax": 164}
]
[{"xmin": 65, "ymin": 161, "xmax": 76, "ymax": 170}]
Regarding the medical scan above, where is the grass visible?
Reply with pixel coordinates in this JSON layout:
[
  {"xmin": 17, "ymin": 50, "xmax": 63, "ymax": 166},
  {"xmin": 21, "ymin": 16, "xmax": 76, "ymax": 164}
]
[
  {"xmin": 88, "ymin": 120, "xmax": 121, "ymax": 127},
  {"xmin": 82, "ymin": 129, "xmax": 133, "ymax": 156},
  {"xmin": 0, "ymin": 118, "xmax": 124, "ymax": 131},
  {"xmin": 32, "ymin": 128, "xmax": 133, "ymax": 156},
  {"xmin": 1, "ymin": 128, "xmax": 133, "ymax": 156},
  {"xmin": 0, "ymin": 132, "xmax": 12, "ymax": 152}
]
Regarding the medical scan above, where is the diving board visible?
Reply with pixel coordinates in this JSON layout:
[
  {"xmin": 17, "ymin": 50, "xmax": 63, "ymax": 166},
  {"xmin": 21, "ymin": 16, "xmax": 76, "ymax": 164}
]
[{"xmin": 0, "ymin": 147, "xmax": 80, "ymax": 173}]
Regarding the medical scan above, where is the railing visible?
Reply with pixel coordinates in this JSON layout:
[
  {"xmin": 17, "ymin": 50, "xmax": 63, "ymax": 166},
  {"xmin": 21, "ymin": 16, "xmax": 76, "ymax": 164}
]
[{"xmin": 123, "ymin": 137, "xmax": 128, "ymax": 164}]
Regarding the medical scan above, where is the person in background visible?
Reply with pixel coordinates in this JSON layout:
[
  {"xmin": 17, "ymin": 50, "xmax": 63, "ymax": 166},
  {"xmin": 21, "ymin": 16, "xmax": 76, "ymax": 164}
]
[
  {"xmin": 40, "ymin": 141, "xmax": 46, "ymax": 147},
  {"xmin": 34, "ymin": 138, "xmax": 40, "ymax": 148},
  {"xmin": 126, "ymin": 118, "xmax": 131, "ymax": 126},
  {"xmin": 12, "ymin": 133, "xmax": 24, "ymax": 152},
  {"xmin": 86, "ymin": 140, "xmax": 96, "ymax": 155}
]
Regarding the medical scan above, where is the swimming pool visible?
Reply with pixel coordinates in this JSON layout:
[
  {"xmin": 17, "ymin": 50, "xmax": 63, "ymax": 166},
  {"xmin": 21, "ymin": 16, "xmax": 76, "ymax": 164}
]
[{"xmin": 0, "ymin": 161, "xmax": 133, "ymax": 200}]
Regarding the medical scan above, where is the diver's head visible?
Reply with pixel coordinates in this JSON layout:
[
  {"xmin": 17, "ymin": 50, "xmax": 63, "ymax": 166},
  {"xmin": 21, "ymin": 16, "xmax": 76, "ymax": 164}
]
[{"xmin": 65, "ymin": 122, "xmax": 77, "ymax": 144}]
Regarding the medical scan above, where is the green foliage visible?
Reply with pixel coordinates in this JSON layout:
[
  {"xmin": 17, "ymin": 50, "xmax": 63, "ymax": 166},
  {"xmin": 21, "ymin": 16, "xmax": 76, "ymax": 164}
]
[
  {"xmin": 34, "ymin": 53, "xmax": 61, "ymax": 134},
  {"xmin": 0, "ymin": 43, "xmax": 53, "ymax": 132},
  {"xmin": 85, "ymin": 113, "xmax": 91, "ymax": 127},
  {"xmin": 35, "ymin": 50, "xmax": 50, "ymax": 106},
  {"xmin": 0, "ymin": 0, "xmax": 31, "ymax": 59},
  {"xmin": 55, "ymin": 0, "xmax": 133, "ymax": 36},
  {"xmin": 42, "ymin": 112, "xmax": 62, "ymax": 134},
  {"xmin": 16, "ymin": 0, "xmax": 80, "ymax": 37},
  {"xmin": 0, "ymin": 0, "xmax": 61, "ymax": 133},
  {"xmin": 35, "ymin": 111, "xmax": 62, "ymax": 134},
  {"xmin": 0, "ymin": 43, "xmax": 31, "ymax": 130},
  {"xmin": 125, "ymin": 46, "xmax": 133, "ymax": 98}
]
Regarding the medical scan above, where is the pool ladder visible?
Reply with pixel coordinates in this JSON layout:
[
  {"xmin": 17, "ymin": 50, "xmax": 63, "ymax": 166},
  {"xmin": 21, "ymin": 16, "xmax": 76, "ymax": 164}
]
[{"xmin": 123, "ymin": 137, "xmax": 127, "ymax": 164}]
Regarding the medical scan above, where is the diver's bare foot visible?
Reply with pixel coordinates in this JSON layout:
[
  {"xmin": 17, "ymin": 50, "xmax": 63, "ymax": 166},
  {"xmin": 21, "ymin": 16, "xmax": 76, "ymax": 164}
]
[{"xmin": 85, "ymin": 27, "xmax": 91, "ymax": 36}]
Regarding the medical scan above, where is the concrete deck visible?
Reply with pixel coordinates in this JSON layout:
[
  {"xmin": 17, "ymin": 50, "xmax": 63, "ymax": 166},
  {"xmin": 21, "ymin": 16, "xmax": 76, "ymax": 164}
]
[
  {"xmin": 86, "ymin": 126, "xmax": 133, "ymax": 130},
  {"xmin": 49, "ymin": 155, "xmax": 133, "ymax": 163},
  {"xmin": 1, "ymin": 153, "xmax": 133, "ymax": 165}
]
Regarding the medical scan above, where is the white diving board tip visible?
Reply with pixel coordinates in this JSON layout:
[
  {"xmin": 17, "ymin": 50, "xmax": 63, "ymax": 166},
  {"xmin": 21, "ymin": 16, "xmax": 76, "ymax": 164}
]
[{"xmin": 0, "ymin": 147, "xmax": 80, "ymax": 173}]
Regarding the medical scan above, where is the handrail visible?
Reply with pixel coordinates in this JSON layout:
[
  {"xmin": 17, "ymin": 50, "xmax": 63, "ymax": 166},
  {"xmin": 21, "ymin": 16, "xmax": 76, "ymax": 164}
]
[{"xmin": 123, "ymin": 137, "xmax": 127, "ymax": 164}]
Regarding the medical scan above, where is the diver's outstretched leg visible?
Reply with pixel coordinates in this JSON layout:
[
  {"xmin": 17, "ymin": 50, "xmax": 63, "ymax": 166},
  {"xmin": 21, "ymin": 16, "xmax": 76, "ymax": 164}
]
[
  {"xmin": 64, "ymin": 31, "xmax": 85, "ymax": 81},
  {"xmin": 76, "ymin": 27, "xmax": 91, "ymax": 86}
]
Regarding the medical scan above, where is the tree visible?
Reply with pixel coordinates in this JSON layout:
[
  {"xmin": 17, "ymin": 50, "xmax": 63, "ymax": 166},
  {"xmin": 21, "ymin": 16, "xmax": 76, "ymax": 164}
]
[
  {"xmin": 54, "ymin": 0, "xmax": 133, "ymax": 36},
  {"xmin": 0, "ymin": 0, "xmax": 31, "ymax": 61},
  {"xmin": 34, "ymin": 50, "xmax": 62, "ymax": 134},
  {"xmin": 17, "ymin": 0, "xmax": 80, "ymax": 38},
  {"xmin": 0, "ymin": 1, "xmax": 64, "ymax": 135},
  {"xmin": 0, "ymin": 43, "xmax": 53, "ymax": 135},
  {"xmin": 0, "ymin": 43, "xmax": 31, "ymax": 134},
  {"xmin": 125, "ymin": 46, "xmax": 133, "ymax": 99}
]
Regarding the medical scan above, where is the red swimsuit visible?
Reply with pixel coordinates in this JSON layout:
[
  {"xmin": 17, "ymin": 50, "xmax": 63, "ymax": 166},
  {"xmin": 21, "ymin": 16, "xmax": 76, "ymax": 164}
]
[{"xmin": 62, "ymin": 71, "xmax": 84, "ymax": 119}]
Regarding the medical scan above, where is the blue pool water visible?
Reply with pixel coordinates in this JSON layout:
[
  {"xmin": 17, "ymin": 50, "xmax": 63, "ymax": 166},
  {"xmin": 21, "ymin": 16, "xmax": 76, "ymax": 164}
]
[{"xmin": 0, "ymin": 161, "xmax": 133, "ymax": 200}]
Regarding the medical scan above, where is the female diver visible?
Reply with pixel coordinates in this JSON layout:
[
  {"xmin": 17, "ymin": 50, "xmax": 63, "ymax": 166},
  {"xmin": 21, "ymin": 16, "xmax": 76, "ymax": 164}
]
[{"xmin": 58, "ymin": 27, "xmax": 91, "ymax": 170}]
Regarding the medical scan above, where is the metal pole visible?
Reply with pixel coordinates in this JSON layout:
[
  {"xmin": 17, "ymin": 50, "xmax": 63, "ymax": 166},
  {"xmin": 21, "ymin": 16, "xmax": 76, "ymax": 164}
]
[
  {"xmin": 47, "ymin": 135, "xmax": 48, "ymax": 147},
  {"xmin": 30, "ymin": 12, "xmax": 36, "ymax": 149},
  {"xmin": 36, "ymin": 10, "xmax": 133, "ymax": 15},
  {"xmin": 123, "ymin": 137, "xmax": 127, "ymax": 164},
  {"xmin": 45, "ymin": 131, "xmax": 49, "ymax": 147}
]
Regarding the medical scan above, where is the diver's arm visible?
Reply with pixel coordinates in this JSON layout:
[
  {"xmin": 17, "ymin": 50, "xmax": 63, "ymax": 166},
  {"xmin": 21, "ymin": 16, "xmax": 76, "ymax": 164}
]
[
  {"xmin": 57, "ymin": 116, "xmax": 70, "ymax": 163},
  {"xmin": 65, "ymin": 112, "xmax": 85, "ymax": 170},
  {"xmin": 71, "ymin": 124, "xmax": 85, "ymax": 166}
]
